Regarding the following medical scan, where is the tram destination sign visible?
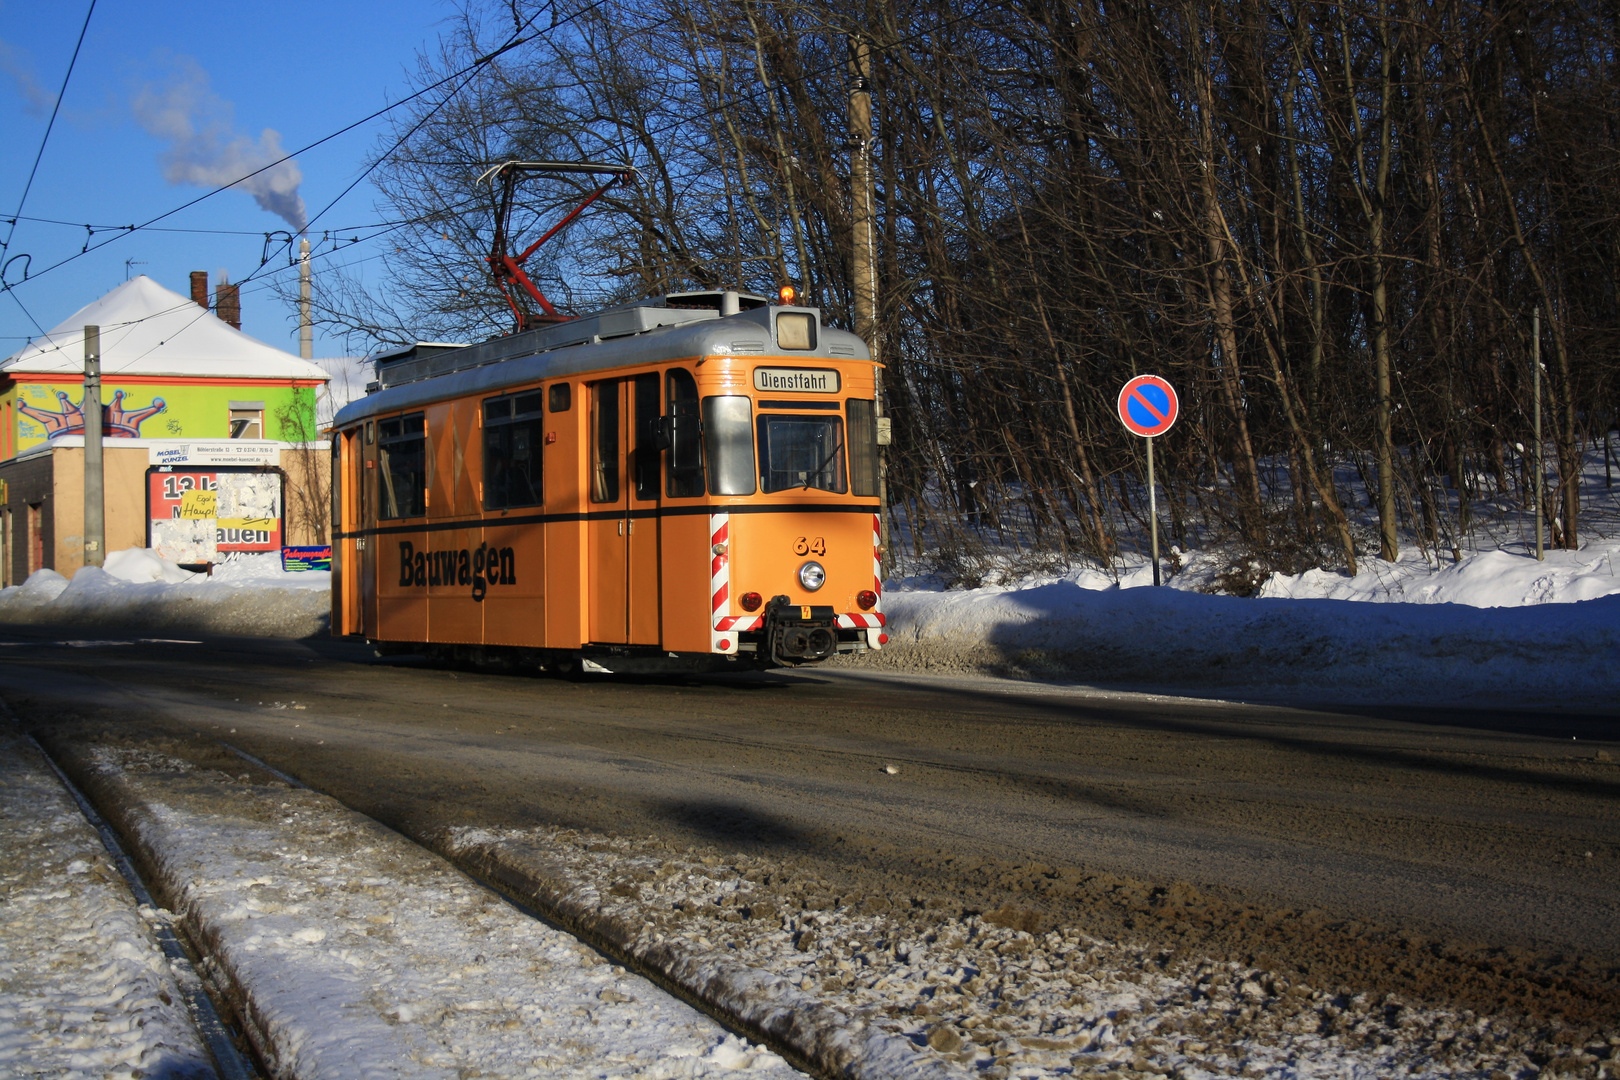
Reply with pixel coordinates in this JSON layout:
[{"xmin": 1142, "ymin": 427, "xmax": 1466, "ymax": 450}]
[{"xmin": 754, "ymin": 367, "xmax": 840, "ymax": 393}]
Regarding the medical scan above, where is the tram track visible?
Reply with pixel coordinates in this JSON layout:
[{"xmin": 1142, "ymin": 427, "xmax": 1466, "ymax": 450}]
[
  {"xmin": 6, "ymin": 655, "xmax": 959, "ymax": 1079},
  {"xmin": 21, "ymin": 732, "xmax": 262, "ymax": 1080}
]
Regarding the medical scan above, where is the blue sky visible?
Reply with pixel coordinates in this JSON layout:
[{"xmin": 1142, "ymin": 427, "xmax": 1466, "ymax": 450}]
[{"xmin": 0, "ymin": 0, "xmax": 465, "ymax": 359}]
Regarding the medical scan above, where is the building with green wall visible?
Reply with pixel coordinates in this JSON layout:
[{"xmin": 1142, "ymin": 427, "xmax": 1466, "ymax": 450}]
[{"xmin": 0, "ymin": 275, "xmax": 329, "ymax": 579}]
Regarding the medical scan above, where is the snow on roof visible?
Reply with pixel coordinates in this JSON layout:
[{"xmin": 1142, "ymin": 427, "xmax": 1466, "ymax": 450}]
[{"xmin": 1, "ymin": 276, "xmax": 329, "ymax": 382}]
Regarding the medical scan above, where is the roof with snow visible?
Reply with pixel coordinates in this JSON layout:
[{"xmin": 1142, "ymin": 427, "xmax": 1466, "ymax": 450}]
[{"xmin": 1, "ymin": 276, "xmax": 328, "ymax": 382}]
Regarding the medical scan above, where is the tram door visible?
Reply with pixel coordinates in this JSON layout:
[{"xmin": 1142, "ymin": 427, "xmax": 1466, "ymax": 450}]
[
  {"xmin": 338, "ymin": 429, "xmax": 364, "ymax": 635},
  {"xmin": 359, "ymin": 421, "xmax": 378, "ymax": 636},
  {"xmin": 587, "ymin": 375, "xmax": 662, "ymax": 644}
]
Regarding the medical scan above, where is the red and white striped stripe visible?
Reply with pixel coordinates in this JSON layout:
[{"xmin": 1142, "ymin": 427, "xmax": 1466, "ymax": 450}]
[
  {"xmin": 709, "ymin": 512, "xmax": 735, "ymax": 652},
  {"xmin": 715, "ymin": 614, "xmax": 764, "ymax": 632}
]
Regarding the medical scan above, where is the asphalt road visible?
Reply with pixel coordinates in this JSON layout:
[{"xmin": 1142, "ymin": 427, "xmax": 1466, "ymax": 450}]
[{"xmin": 5, "ymin": 626, "xmax": 1617, "ymax": 1025}]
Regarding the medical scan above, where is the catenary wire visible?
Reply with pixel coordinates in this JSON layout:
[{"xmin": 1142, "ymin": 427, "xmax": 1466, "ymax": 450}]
[
  {"xmin": 0, "ymin": 0, "xmax": 591, "ymax": 299},
  {"xmin": 0, "ymin": 0, "xmax": 99, "ymax": 334}
]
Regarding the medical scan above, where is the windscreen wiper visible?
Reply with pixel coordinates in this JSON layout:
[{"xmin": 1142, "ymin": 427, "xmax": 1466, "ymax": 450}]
[{"xmin": 803, "ymin": 441, "xmax": 845, "ymax": 490}]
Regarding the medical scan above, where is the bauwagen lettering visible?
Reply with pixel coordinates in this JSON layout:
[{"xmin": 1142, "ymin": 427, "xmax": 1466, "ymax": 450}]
[{"xmin": 398, "ymin": 540, "xmax": 515, "ymax": 602}]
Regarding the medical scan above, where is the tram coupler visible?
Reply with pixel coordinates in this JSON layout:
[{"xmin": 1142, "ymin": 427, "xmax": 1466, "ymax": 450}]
[{"xmin": 762, "ymin": 595, "xmax": 838, "ymax": 666}]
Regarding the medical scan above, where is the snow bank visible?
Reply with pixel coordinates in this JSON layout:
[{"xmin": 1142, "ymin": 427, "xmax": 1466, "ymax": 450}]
[
  {"xmin": 0, "ymin": 549, "xmax": 329, "ymax": 638},
  {"xmin": 1259, "ymin": 544, "xmax": 1620, "ymax": 606},
  {"xmin": 867, "ymin": 538, "xmax": 1620, "ymax": 704}
]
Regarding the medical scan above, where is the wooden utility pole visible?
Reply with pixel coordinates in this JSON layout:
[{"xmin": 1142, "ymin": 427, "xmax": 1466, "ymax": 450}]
[
  {"xmin": 849, "ymin": 35, "xmax": 889, "ymax": 574},
  {"xmin": 83, "ymin": 324, "xmax": 104, "ymax": 569}
]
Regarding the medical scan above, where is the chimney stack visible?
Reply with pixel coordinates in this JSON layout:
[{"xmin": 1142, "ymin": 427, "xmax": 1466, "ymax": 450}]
[
  {"xmin": 189, "ymin": 271, "xmax": 209, "ymax": 310},
  {"xmin": 214, "ymin": 276, "xmax": 241, "ymax": 330}
]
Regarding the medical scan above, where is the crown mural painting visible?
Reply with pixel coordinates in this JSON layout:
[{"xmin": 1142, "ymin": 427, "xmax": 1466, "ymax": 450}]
[{"xmin": 18, "ymin": 389, "xmax": 169, "ymax": 439}]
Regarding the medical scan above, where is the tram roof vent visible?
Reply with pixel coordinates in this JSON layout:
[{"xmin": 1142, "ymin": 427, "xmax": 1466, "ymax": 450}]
[
  {"xmin": 650, "ymin": 290, "xmax": 771, "ymax": 315},
  {"xmin": 369, "ymin": 341, "xmax": 472, "ymax": 390}
]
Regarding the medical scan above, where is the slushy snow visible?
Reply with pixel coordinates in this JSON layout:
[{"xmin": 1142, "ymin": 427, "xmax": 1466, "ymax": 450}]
[
  {"xmin": 72, "ymin": 742, "xmax": 801, "ymax": 1080},
  {"xmin": 0, "ymin": 726, "xmax": 214, "ymax": 1078}
]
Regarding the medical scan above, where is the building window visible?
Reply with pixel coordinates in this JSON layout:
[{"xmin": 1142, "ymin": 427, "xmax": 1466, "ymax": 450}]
[{"xmin": 229, "ymin": 400, "xmax": 266, "ymax": 439}]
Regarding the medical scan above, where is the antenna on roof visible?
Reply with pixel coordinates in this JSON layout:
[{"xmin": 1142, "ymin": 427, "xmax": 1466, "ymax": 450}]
[{"xmin": 477, "ymin": 161, "xmax": 637, "ymax": 334}]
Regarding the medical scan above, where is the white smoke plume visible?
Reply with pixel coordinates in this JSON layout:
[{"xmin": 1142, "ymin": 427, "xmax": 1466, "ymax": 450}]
[
  {"xmin": 0, "ymin": 38, "xmax": 59, "ymax": 117},
  {"xmin": 132, "ymin": 55, "xmax": 307, "ymax": 232}
]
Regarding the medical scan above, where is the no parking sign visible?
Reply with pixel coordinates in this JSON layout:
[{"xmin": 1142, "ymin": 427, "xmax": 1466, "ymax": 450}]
[
  {"xmin": 1117, "ymin": 374, "xmax": 1179, "ymax": 438},
  {"xmin": 1115, "ymin": 375, "xmax": 1178, "ymax": 586}
]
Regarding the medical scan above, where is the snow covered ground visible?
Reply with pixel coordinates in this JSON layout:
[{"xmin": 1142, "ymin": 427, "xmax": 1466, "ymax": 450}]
[
  {"xmin": 37, "ymin": 738, "xmax": 800, "ymax": 1080},
  {"xmin": 0, "ymin": 724, "xmax": 214, "ymax": 1078},
  {"xmin": 3, "ymin": 533, "xmax": 1615, "ymax": 1078},
  {"xmin": 2, "ymin": 532, "xmax": 1616, "ymax": 704},
  {"xmin": 16, "ymin": 725, "xmax": 1600, "ymax": 1080},
  {"xmin": 865, "ymin": 436, "xmax": 1620, "ymax": 703},
  {"xmin": 0, "ymin": 549, "xmax": 329, "ymax": 639},
  {"xmin": 446, "ymin": 824, "xmax": 1599, "ymax": 1080},
  {"xmin": 872, "ymin": 536, "xmax": 1620, "ymax": 705}
]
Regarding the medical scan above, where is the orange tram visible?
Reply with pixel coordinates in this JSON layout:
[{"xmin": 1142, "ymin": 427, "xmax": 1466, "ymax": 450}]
[{"xmin": 330, "ymin": 289, "xmax": 887, "ymax": 673}]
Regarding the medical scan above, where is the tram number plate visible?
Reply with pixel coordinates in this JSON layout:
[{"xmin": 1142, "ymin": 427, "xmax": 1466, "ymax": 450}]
[{"xmin": 793, "ymin": 536, "xmax": 827, "ymax": 557}]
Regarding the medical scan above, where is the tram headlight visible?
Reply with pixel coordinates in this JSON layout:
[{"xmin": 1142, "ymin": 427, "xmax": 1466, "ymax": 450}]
[{"xmin": 798, "ymin": 561, "xmax": 826, "ymax": 591}]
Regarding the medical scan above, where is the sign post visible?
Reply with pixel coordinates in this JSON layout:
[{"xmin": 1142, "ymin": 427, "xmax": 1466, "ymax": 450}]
[{"xmin": 1116, "ymin": 375, "xmax": 1180, "ymax": 585}]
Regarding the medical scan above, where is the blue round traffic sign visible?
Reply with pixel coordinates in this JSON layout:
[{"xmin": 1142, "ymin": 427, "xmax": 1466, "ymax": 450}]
[{"xmin": 1117, "ymin": 375, "xmax": 1179, "ymax": 438}]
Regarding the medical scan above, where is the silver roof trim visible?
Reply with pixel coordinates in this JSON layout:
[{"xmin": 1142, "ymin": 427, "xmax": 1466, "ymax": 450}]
[{"xmin": 333, "ymin": 307, "xmax": 870, "ymax": 429}]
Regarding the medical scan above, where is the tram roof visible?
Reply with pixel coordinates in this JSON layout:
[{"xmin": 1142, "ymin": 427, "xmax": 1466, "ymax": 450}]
[{"xmin": 333, "ymin": 299, "xmax": 873, "ymax": 428}]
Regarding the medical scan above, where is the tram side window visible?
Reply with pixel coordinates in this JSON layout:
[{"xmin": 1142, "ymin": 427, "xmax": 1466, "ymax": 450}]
[
  {"xmin": 702, "ymin": 396, "xmax": 756, "ymax": 496},
  {"xmin": 590, "ymin": 382, "xmax": 620, "ymax": 503},
  {"xmin": 483, "ymin": 392, "xmax": 545, "ymax": 510},
  {"xmin": 847, "ymin": 399, "xmax": 878, "ymax": 497},
  {"xmin": 665, "ymin": 369, "xmax": 703, "ymax": 498},
  {"xmin": 378, "ymin": 413, "xmax": 427, "ymax": 518},
  {"xmin": 757, "ymin": 413, "xmax": 847, "ymax": 494},
  {"xmin": 632, "ymin": 373, "xmax": 660, "ymax": 500}
]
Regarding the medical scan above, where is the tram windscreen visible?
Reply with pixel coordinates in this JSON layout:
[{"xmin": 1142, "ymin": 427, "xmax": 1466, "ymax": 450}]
[{"xmin": 757, "ymin": 414, "xmax": 847, "ymax": 494}]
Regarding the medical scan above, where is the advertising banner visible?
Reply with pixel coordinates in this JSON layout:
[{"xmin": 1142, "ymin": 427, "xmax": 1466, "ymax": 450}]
[{"xmin": 147, "ymin": 467, "xmax": 283, "ymax": 564}]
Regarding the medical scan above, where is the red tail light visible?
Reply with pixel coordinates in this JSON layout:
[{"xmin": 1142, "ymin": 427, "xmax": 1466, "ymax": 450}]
[
  {"xmin": 856, "ymin": 590, "xmax": 878, "ymax": 610},
  {"xmin": 741, "ymin": 591, "xmax": 763, "ymax": 612}
]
